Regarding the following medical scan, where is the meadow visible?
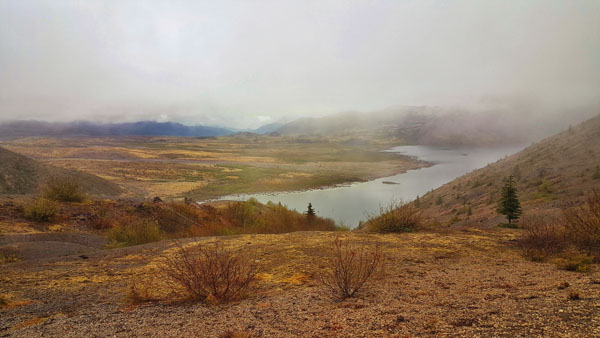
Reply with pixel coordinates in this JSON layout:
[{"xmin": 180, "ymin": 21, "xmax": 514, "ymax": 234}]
[{"xmin": 1, "ymin": 134, "xmax": 423, "ymax": 200}]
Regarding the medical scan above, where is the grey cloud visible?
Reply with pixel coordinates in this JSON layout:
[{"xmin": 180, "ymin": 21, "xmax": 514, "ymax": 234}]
[{"xmin": 0, "ymin": 0, "xmax": 599, "ymax": 128}]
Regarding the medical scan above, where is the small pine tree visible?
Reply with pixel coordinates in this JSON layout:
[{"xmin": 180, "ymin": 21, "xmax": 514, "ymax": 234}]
[
  {"xmin": 306, "ymin": 203, "xmax": 315, "ymax": 220},
  {"xmin": 497, "ymin": 176, "xmax": 522, "ymax": 224},
  {"xmin": 435, "ymin": 195, "xmax": 443, "ymax": 205}
]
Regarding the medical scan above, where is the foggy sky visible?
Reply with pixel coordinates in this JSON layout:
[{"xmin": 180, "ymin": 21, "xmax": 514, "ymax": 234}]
[{"xmin": 0, "ymin": 0, "xmax": 599, "ymax": 129}]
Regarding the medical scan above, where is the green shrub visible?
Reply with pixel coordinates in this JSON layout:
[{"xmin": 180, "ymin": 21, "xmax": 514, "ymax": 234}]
[
  {"xmin": 43, "ymin": 178, "xmax": 84, "ymax": 202},
  {"xmin": 109, "ymin": 217, "xmax": 161, "ymax": 246},
  {"xmin": 365, "ymin": 201, "xmax": 421, "ymax": 233},
  {"xmin": 23, "ymin": 198, "xmax": 59, "ymax": 222}
]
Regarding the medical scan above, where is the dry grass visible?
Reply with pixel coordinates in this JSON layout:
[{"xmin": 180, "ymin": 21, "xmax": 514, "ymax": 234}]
[
  {"xmin": 109, "ymin": 216, "xmax": 161, "ymax": 246},
  {"xmin": 42, "ymin": 177, "xmax": 85, "ymax": 202},
  {"xmin": 364, "ymin": 201, "xmax": 421, "ymax": 233},
  {"xmin": 160, "ymin": 241, "xmax": 257, "ymax": 302},
  {"xmin": 124, "ymin": 280, "xmax": 161, "ymax": 305},
  {"xmin": 318, "ymin": 237, "xmax": 383, "ymax": 299},
  {"xmin": 152, "ymin": 201, "xmax": 202, "ymax": 233},
  {"xmin": 23, "ymin": 198, "xmax": 59, "ymax": 222},
  {"xmin": 562, "ymin": 189, "xmax": 600, "ymax": 256},
  {"xmin": 187, "ymin": 199, "xmax": 339, "ymax": 237}
]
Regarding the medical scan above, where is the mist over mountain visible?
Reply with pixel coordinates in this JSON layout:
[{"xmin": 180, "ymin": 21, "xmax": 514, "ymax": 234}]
[
  {"xmin": 0, "ymin": 120, "xmax": 234, "ymax": 139},
  {"xmin": 274, "ymin": 105, "xmax": 598, "ymax": 146}
]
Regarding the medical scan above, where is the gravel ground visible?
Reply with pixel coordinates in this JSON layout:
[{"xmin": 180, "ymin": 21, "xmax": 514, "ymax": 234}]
[{"xmin": 1, "ymin": 230, "xmax": 599, "ymax": 337}]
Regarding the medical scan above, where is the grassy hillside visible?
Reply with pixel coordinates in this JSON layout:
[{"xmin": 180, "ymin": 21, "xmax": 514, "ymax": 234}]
[
  {"xmin": 0, "ymin": 146, "xmax": 121, "ymax": 196},
  {"xmin": 415, "ymin": 115, "xmax": 600, "ymax": 227}
]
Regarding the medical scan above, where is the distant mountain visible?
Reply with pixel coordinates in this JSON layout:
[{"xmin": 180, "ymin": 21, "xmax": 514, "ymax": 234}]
[
  {"xmin": 0, "ymin": 121, "xmax": 234, "ymax": 139},
  {"xmin": 250, "ymin": 122, "xmax": 285, "ymax": 134},
  {"xmin": 274, "ymin": 106, "xmax": 587, "ymax": 146},
  {"xmin": 0, "ymin": 146, "xmax": 121, "ymax": 196}
]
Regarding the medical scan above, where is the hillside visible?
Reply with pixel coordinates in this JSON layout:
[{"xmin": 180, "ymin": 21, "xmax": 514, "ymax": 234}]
[
  {"xmin": 415, "ymin": 114, "xmax": 600, "ymax": 227},
  {"xmin": 0, "ymin": 121, "xmax": 233, "ymax": 139},
  {"xmin": 0, "ymin": 146, "xmax": 121, "ymax": 196}
]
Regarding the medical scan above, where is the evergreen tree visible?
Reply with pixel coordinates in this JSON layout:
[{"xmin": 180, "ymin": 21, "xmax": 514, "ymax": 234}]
[
  {"xmin": 306, "ymin": 203, "xmax": 315, "ymax": 220},
  {"xmin": 497, "ymin": 176, "xmax": 522, "ymax": 224}
]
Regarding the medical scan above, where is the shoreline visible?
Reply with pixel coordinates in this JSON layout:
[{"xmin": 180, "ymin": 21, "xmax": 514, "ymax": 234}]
[{"xmin": 198, "ymin": 155, "xmax": 433, "ymax": 204}]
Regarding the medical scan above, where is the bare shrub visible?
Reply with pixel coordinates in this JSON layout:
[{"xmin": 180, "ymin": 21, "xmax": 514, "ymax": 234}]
[
  {"xmin": 518, "ymin": 215, "xmax": 567, "ymax": 261},
  {"xmin": 109, "ymin": 216, "xmax": 161, "ymax": 246},
  {"xmin": 160, "ymin": 241, "xmax": 257, "ymax": 302},
  {"xmin": 43, "ymin": 177, "xmax": 84, "ymax": 202},
  {"xmin": 23, "ymin": 198, "xmax": 59, "ymax": 222},
  {"xmin": 365, "ymin": 201, "xmax": 421, "ymax": 233},
  {"xmin": 318, "ymin": 237, "xmax": 383, "ymax": 299},
  {"xmin": 562, "ymin": 189, "xmax": 600, "ymax": 256}
]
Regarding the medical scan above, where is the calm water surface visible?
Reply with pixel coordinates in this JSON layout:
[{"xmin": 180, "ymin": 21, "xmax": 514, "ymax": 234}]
[{"xmin": 208, "ymin": 145, "xmax": 525, "ymax": 228}]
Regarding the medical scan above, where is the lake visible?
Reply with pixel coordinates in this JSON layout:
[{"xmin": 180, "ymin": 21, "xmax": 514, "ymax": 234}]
[{"xmin": 209, "ymin": 145, "xmax": 525, "ymax": 228}]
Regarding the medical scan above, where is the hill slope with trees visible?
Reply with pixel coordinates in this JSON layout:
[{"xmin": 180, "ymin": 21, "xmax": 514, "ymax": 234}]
[{"xmin": 414, "ymin": 114, "xmax": 600, "ymax": 227}]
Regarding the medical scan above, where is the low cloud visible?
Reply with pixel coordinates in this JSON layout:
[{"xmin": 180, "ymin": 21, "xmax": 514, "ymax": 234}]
[{"xmin": 0, "ymin": 0, "xmax": 598, "ymax": 128}]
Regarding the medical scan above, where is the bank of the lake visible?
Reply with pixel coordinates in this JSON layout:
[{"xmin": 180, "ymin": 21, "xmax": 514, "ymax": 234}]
[{"xmin": 207, "ymin": 145, "xmax": 525, "ymax": 227}]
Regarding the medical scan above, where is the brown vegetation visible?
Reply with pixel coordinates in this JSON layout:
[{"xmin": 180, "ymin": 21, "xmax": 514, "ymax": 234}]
[
  {"xmin": 415, "ymin": 115, "xmax": 600, "ymax": 228},
  {"xmin": 160, "ymin": 241, "xmax": 257, "ymax": 302},
  {"xmin": 318, "ymin": 237, "xmax": 383, "ymax": 299},
  {"xmin": 108, "ymin": 216, "xmax": 161, "ymax": 246},
  {"xmin": 23, "ymin": 198, "xmax": 59, "ymax": 222},
  {"xmin": 364, "ymin": 201, "xmax": 421, "ymax": 233},
  {"xmin": 42, "ymin": 177, "xmax": 85, "ymax": 202},
  {"xmin": 518, "ymin": 215, "xmax": 567, "ymax": 261},
  {"xmin": 562, "ymin": 189, "xmax": 600, "ymax": 256},
  {"xmin": 518, "ymin": 189, "xmax": 600, "ymax": 270}
]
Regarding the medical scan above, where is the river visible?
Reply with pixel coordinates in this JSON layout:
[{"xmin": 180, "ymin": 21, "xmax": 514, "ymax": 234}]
[{"xmin": 210, "ymin": 145, "xmax": 525, "ymax": 228}]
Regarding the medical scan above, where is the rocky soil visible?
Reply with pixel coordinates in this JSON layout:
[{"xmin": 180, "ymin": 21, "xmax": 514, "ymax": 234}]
[{"xmin": 1, "ymin": 229, "xmax": 599, "ymax": 337}]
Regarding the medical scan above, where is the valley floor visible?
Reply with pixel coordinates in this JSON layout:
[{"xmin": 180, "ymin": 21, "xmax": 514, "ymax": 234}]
[
  {"xmin": 1, "ymin": 230, "xmax": 598, "ymax": 337},
  {"xmin": 0, "ymin": 135, "xmax": 425, "ymax": 200}
]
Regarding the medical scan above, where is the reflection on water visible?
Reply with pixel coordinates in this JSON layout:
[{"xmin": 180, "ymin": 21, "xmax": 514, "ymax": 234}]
[{"xmin": 209, "ymin": 145, "xmax": 525, "ymax": 228}]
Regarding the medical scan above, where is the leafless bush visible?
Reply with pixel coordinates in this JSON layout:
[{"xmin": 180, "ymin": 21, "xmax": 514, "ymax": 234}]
[
  {"xmin": 562, "ymin": 189, "xmax": 600, "ymax": 256},
  {"xmin": 161, "ymin": 241, "xmax": 257, "ymax": 302},
  {"xmin": 518, "ymin": 215, "xmax": 567, "ymax": 261},
  {"xmin": 318, "ymin": 237, "xmax": 383, "ymax": 299}
]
